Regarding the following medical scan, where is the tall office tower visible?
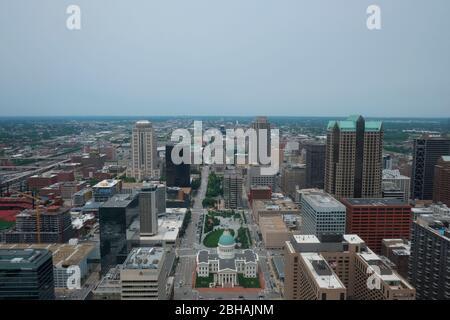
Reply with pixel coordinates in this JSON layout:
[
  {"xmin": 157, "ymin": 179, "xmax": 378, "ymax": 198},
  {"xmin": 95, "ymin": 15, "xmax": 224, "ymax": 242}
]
[
  {"xmin": 280, "ymin": 164, "xmax": 306, "ymax": 200},
  {"xmin": 251, "ymin": 116, "xmax": 271, "ymax": 163},
  {"xmin": 433, "ymin": 156, "xmax": 450, "ymax": 206},
  {"xmin": 341, "ymin": 198, "xmax": 412, "ymax": 254},
  {"xmin": 223, "ymin": 170, "xmax": 243, "ymax": 209},
  {"xmin": 305, "ymin": 143, "xmax": 326, "ymax": 189},
  {"xmin": 120, "ymin": 247, "xmax": 174, "ymax": 300},
  {"xmin": 411, "ymin": 135, "xmax": 450, "ymax": 200},
  {"xmin": 382, "ymin": 169, "xmax": 411, "ymax": 202},
  {"xmin": 3, "ymin": 206, "xmax": 73, "ymax": 243},
  {"xmin": 383, "ymin": 154, "xmax": 393, "ymax": 170},
  {"xmin": 139, "ymin": 183, "xmax": 166, "ymax": 237},
  {"xmin": 99, "ymin": 194, "xmax": 139, "ymax": 275},
  {"xmin": 325, "ymin": 115, "xmax": 383, "ymax": 199},
  {"xmin": 165, "ymin": 143, "xmax": 191, "ymax": 187},
  {"xmin": 300, "ymin": 190, "xmax": 346, "ymax": 238},
  {"xmin": 0, "ymin": 248, "xmax": 55, "ymax": 300},
  {"xmin": 131, "ymin": 120, "xmax": 158, "ymax": 181},
  {"xmin": 409, "ymin": 214, "xmax": 450, "ymax": 300},
  {"xmin": 284, "ymin": 234, "xmax": 415, "ymax": 300}
]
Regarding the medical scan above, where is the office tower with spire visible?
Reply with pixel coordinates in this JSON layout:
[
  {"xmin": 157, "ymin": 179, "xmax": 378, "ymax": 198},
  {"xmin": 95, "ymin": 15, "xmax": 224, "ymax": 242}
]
[
  {"xmin": 325, "ymin": 115, "xmax": 383, "ymax": 199},
  {"xmin": 131, "ymin": 120, "xmax": 158, "ymax": 181}
]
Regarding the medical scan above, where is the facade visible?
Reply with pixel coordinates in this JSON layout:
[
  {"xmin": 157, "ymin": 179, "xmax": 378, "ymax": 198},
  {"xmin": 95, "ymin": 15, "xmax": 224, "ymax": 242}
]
[
  {"xmin": 381, "ymin": 239, "xmax": 410, "ymax": 280},
  {"xmin": 131, "ymin": 120, "xmax": 158, "ymax": 181},
  {"xmin": 411, "ymin": 136, "xmax": 450, "ymax": 200},
  {"xmin": 248, "ymin": 186, "xmax": 271, "ymax": 206},
  {"xmin": 120, "ymin": 247, "xmax": 174, "ymax": 300},
  {"xmin": 341, "ymin": 198, "xmax": 412, "ymax": 254},
  {"xmin": 305, "ymin": 143, "xmax": 326, "ymax": 189},
  {"xmin": 139, "ymin": 183, "xmax": 166, "ymax": 236},
  {"xmin": 99, "ymin": 194, "xmax": 139, "ymax": 275},
  {"xmin": 3, "ymin": 206, "xmax": 74, "ymax": 244},
  {"xmin": 325, "ymin": 115, "xmax": 383, "ymax": 199},
  {"xmin": 382, "ymin": 169, "xmax": 411, "ymax": 202},
  {"xmin": 0, "ymin": 248, "xmax": 55, "ymax": 300},
  {"xmin": 251, "ymin": 116, "xmax": 271, "ymax": 164},
  {"xmin": 409, "ymin": 213, "xmax": 450, "ymax": 300},
  {"xmin": 280, "ymin": 164, "xmax": 306, "ymax": 200},
  {"xmin": 223, "ymin": 170, "xmax": 243, "ymax": 209},
  {"xmin": 246, "ymin": 165, "xmax": 276, "ymax": 191},
  {"xmin": 300, "ymin": 191, "xmax": 346, "ymax": 238},
  {"xmin": 196, "ymin": 230, "xmax": 258, "ymax": 287},
  {"xmin": 165, "ymin": 143, "xmax": 191, "ymax": 187},
  {"xmin": 433, "ymin": 156, "xmax": 450, "ymax": 206},
  {"xmin": 284, "ymin": 234, "xmax": 415, "ymax": 300}
]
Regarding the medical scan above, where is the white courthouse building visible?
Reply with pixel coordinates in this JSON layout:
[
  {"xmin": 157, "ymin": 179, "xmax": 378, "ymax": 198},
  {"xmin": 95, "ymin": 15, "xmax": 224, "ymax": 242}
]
[{"xmin": 196, "ymin": 230, "xmax": 258, "ymax": 287}]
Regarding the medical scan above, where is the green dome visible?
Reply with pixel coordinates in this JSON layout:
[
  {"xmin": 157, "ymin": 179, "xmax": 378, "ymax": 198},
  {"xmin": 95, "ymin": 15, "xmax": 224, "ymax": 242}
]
[{"xmin": 218, "ymin": 230, "xmax": 235, "ymax": 246}]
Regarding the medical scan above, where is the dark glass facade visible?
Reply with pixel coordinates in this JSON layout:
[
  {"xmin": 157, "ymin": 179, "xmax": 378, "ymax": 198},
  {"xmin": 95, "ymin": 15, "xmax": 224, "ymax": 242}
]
[{"xmin": 165, "ymin": 144, "xmax": 191, "ymax": 187}]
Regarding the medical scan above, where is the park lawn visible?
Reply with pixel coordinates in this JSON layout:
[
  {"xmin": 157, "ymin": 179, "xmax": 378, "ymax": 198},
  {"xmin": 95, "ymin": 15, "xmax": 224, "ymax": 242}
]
[
  {"xmin": 236, "ymin": 227, "xmax": 251, "ymax": 249},
  {"xmin": 196, "ymin": 274, "xmax": 214, "ymax": 288},
  {"xmin": 238, "ymin": 274, "xmax": 261, "ymax": 288},
  {"xmin": 203, "ymin": 228, "xmax": 235, "ymax": 248}
]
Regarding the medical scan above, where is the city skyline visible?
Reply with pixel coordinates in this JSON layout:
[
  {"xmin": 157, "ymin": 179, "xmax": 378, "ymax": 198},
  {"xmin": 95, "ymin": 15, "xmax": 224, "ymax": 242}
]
[{"xmin": 1, "ymin": 0, "xmax": 450, "ymax": 117}]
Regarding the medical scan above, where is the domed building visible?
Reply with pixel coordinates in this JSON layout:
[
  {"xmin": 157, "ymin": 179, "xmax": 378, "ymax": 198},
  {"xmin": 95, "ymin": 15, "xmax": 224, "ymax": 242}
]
[{"xmin": 196, "ymin": 230, "xmax": 258, "ymax": 287}]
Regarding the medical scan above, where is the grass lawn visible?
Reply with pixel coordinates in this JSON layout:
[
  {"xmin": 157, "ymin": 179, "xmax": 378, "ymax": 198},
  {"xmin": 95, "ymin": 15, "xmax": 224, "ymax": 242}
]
[
  {"xmin": 203, "ymin": 228, "xmax": 235, "ymax": 248},
  {"xmin": 0, "ymin": 220, "xmax": 15, "ymax": 230},
  {"xmin": 236, "ymin": 227, "xmax": 251, "ymax": 249},
  {"xmin": 196, "ymin": 274, "xmax": 214, "ymax": 288},
  {"xmin": 238, "ymin": 274, "xmax": 261, "ymax": 288}
]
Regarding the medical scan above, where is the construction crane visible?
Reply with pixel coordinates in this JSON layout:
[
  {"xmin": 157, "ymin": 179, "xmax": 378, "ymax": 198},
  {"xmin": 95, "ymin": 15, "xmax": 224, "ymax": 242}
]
[{"xmin": 8, "ymin": 190, "xmax": 44, "ymax": 243}]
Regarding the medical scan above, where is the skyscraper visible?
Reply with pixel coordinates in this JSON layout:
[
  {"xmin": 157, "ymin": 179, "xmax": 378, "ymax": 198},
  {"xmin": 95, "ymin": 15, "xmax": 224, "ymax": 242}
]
[
  {"xmin": 433, "ymin": 156, "xmax": 450, "ymax": 206},
  {"xmin": 165, "ymin": 143, "xmax": 191, "ymax": 187},
  {"xmin": 280, "ymin": 164, "xmax": 306, "ymax": 200},
  {"xmin": 131, "ymin": 120, "xmax": 158, "ymax": 181},
  {"xmin": 223, "ymin": 170, "xmax": 243, "ymax": 209},
  {"xmin": 325, "ymin": 115, "xmax": 383, "ymax": 199},
  {"xmin": 251, "ymin": 116, "xmax": 271, "ymax": 164},
  {"xmin": 411, "ymin": 136, "xmax": 450, "ymax": 200},
  {"xmin": 305, "ymin": 143, "xmax": 326, "ymax": 189},
  {"xmin": 409, "ymin": 213, "xmax": 450, "ymax": 300},
  {"xmin": 139, "ymin": 183, "xmax": 166, "ymax": 237},
  {"xmin": 0, "ymin": 248, "xmax": 55, "ymax": 300}
]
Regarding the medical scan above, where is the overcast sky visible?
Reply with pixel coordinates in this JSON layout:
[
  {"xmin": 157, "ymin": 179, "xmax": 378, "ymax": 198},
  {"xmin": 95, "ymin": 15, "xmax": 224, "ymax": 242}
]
[{"xmin": 0, "ymin": 0, "xmax": 449, "ymax": 117}]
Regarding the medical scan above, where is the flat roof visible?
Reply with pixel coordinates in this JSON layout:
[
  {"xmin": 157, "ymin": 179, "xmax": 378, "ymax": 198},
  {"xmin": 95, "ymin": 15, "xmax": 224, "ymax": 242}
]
[
  {"xmin": 0, "ymin": 243, "xmax": 95, "ymax": 267},
  {"xmin": 102, "ymin": 194, "xmax": 135, "ymax": 208},
  {"xmin": 302, "ymin": 192, "xmax": 345, "ymax": 210},
  {"xmin": 301, "ymin": 253, "xmax": 345, "ymax": 289},
  {"xmin": 0, "ymin": 248, "xmax": 51, "ymax": 269},
  {"xmin": 123, "ymin": 247, "xmax": 164, "ymax": 270},
  {"xmin": 343, "ymin": 234, "xmax": 364, "ymax": 244},
  {"xmin": 93, "ymin": 179, "xmax": 120, "ymax": 188},
  {"xmin": 293, "ymin": 235, "xmax": 320, "ymax": 244},
  {"xmin": 344, "ymin": 198, "xmax": 408, "ymax": 206}
]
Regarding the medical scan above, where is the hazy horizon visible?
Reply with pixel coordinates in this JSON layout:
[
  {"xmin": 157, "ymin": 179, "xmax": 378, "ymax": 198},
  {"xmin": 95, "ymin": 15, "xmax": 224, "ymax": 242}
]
[{"xmin": 1, "ymin": 0, "xmax": 450, "ymax": 117}]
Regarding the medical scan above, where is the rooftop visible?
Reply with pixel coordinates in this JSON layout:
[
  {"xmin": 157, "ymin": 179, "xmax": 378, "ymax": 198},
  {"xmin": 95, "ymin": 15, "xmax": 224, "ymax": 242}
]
[
  {"xmin": 344, "ymin": 198, "xmax": 408, "ymax": 206},
  {"xmin": 93, "ymin": 179, "xmax": 120, "ymax": 189},
  {"xmin": 0, "ymin": 248, "xmax": 51, "ymax": 269},
  {"xmin": 302, "ymin": 191, "xmax": 345, "ymax": 210},
  {"xmin": 293, "ymin": 234, "xmax": 320, "ymax": 244},
  {"xmin": 301, "ymin": 253, "xmax": 345, "ymax": 289},
  {"xmin": 123, "ymin": 247, "xmax": 164, "ymax": 270},
  {"xmin": 327, "ymin": 116, "xmax": 382, "ymax": 132}
]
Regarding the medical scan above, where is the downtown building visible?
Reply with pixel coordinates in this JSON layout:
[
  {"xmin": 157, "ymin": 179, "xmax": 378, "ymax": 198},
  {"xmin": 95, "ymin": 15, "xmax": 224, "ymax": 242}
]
[
  {"xmin": 0, "ymin": 248, "xmax": 55, "ymax": 300},
  {"xmin": 325, "ymin": 115, "xmax": 383, "ymax": 199},
  {"xmin": 165, "ymin": 143, "xmax": 191, "ymax": 188},
  {"xmin": 304, "ymin": 142, "xmax": 326, "ymax": 189},
  {"xmin": 130, "ymin": 120, "xmax": 158, "ymax": 181},
  {"xmin": 341, "ymin": 198, "xmax": 412, "ymax": 254},
  {"xmin": 382, "ymin": 169, "xmax": 411, "ymax": 202},
  {"xmin": 139, "ymin": 183, "xmax": 166, "ymax": 237},
  {"xmin": 2, "ymin": 206, "xmax": 74, "ymax": 244},
  {"xmin": 300, "ymin": 190, "xmax": 346, "ymax": 239},
  {"xmin": 251, "ymin": 116, "xmax": 271, "ymax": 163},
  {"xmin": 411, "ymin": 135, "xmax": 450, "ymax": 200},
  {"xmin": 280, "ymin": 164, "xmax": 306, "ymax": 200},
  {"xmin": 223, "ymin": 170, "xmax": 243, "ymax": 209},
  {"xmin": 284, "ymin": 234, "xmax": 415, "ymax": 300},
  {"xmin": 409, "ymin": 213, "xmax": 450, "ymax": 300},
  {"xmin": 433, "ymin": 156, "xmax": 450, "ymax": 206}
]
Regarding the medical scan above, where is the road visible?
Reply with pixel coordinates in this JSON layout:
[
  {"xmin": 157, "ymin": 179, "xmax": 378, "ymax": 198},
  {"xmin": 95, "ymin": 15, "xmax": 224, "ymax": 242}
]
[{"xmin": 174, "ymin": 165, "xmax": 209, "ymax": 300}]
